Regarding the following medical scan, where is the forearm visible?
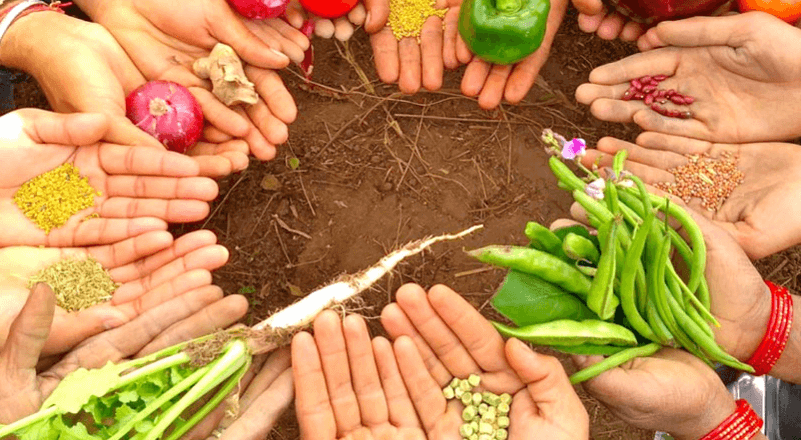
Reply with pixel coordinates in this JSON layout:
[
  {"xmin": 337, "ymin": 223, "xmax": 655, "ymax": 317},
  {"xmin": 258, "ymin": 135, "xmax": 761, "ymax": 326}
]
[{"xmin": 0, "ymin": 6, "xmax": 63, "ymax": 72}]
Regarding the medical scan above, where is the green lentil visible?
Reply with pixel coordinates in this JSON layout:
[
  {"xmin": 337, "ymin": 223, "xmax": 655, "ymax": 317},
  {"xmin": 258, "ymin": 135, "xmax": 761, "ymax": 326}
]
[
  {"xmin": 28, "ymin": 256, "xmax": 118, "ymax": 312},
  {"xmin": 13, "ymin": 163, "xmax": 101, "ymax": 234},
  {"xmin": 388, "ymin": 0, "xmax": 447, "ymax": 41}
]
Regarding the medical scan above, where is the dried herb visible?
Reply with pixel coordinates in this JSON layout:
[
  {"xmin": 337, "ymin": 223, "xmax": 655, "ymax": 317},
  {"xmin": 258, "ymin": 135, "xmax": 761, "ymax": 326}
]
[
  {"xmin": 28, "ymin": 256, "xmax": 118, "ymax": 311},
  {"xmin": 13, "ymin": 163, "xmax": 101, "ymax": 233}
]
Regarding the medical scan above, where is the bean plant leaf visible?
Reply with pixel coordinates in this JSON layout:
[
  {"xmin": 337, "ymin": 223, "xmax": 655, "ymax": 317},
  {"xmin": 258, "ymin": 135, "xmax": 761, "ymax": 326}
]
[
  {"xmin": 492, "ymin": 270, "xmax": 598, "ymax": 326},
  {"xmin": 41, "ymin": 361, "xmax": 128, "ymax": 414}
]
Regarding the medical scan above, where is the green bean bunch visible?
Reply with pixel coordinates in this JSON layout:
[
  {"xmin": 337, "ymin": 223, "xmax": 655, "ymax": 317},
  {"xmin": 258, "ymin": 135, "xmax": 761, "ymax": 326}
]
[
  {"xmin": 443, "ymin": 375, "xmax": 511, "ymax": 440},
  {"xmin": 468, "ymin": 135, "xmax": 754, "ymax": 383}
]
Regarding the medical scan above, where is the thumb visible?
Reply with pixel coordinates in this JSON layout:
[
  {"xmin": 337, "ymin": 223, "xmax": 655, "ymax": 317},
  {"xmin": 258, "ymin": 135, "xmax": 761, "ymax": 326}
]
[
  {"xmin": 16, "ymin": 110, "xmax": 111, "ymax": 146},
  {"xmin": 211, "ymin": 5, "xmax": 290, "ymax": 70},
  {"xmin": 0, "ymin": 283, "xmax": 56, "ymax": 372},
  {"xmin": 362, "ymin": 0, "xmax": 389, "ymax": 34},
  {"xmin": 505, "ymin": 338, "xmax": 574, "ymax": 401},
  {"xmin": 644, "ymin": 14, "xmax": 759, "ymax": 48},
  {"xmin": 41, "ymin": 305, "xmax": 130, "ymax": 357},
  {"xmin": 571, "ymin": 0, "xmax": 603, "ymax": 16}
]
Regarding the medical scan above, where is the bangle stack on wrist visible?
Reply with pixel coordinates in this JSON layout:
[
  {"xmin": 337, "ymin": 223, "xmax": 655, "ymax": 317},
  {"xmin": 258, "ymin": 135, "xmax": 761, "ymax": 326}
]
[
  {"xmin": 698, "ymin": 399, "xmax": 763, "ymax": 440},
  {"xmin": 746, "ymin": 280, "xmax": 794, "ymax": 376}
]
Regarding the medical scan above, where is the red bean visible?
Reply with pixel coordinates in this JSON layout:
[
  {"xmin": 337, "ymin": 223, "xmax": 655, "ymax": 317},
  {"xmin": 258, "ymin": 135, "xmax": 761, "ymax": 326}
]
[
  {"xmin": 640, "ymin": 75, "xmax": 652, "ymax": 83},
  {"xmin": 642, "ymin": 86, "xmax": 656, "ymax": 93},
  {"xmin": 622, "ymin": 90, "xmax": 634, "ymax": 101},
  {"xmin": 660, "ymin": 100, "xmax": 668, "ymax": 104},
  {"xmin": 645, "ymin": 94, "xmax": 655, "ymax": 105},
  {"xmin": 666, "ymin": 89, "xmax": 676, "ymax": 97},
  {"xmin": 653, "ymin": 75, "xmax": 668, "ymax": 81},
  {"xmin": 683, "ymin": 96, "xmax": 696, "ymax": 105},
  {"xmin": 634, "ymin": 92, "xmax": 645, "ymax": 100},
  {"xmin": 680, "ymin": 111, "xmax": 693, "ymax": 119},
  {"xmin": 651, "ymin": 103, "xmax": 667, "ymax": 115},
  {"xmin": 670, "ymin": 95, "xmax": 685, "ymax": 105},
  {"xmin": 631, "ymin": 79, "xmax": 643, "ymax": 90}
]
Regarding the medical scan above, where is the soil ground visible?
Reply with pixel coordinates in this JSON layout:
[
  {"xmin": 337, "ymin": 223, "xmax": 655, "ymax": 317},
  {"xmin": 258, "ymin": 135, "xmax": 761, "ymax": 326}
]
[{"xmin": 11, "ymin": 8, "xmax": 801, "ymax": 440}]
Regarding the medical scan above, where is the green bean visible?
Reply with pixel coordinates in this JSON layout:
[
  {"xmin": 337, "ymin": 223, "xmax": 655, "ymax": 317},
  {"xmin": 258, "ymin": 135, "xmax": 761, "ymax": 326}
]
[
  {"xmin": 605, "ymin": 181, "xmax": 621, "ymax": 216},
  {"xmin": 665, "ymin": 264, "xmax": 719, "ymax": 327},
  {"xmin": 549, "ymin": 156, "xmax": 586, "ymax": 192},
  {"xmin": 525, "ymin": 222, "xmax": 566, "ymax": 259},
  {"xmin": 575, "ymin": 262, "xmax": 597, "ymax": 277},
  {"xmin": 664, "ymin": 277, "xmax": 713, "ymax": 365},
  {"xmin": 613, "ymin": 150, "xmax": 628, "ymax": 177},
  {"xmin": 698, "ymin": 278, "xmax": 711, "ymax": 311},
  {"xmin": 467, "ymin": 245, "xmax": 592, "ymax": 299},
  {"xmin": 549, "ymin": 344, "xmax": 629, "ymax": 356},
  {"xmin": 573, "ymin": 190, "xmax": 614, "ymax": 225},
  {"xmin": 666, "ymin": 272, "xmax": 713, "ymax": 339},
  {"xmin": 492, "ymin": 320, "xmax": 638, "ymax": 347},
  {"xmin": 646, "ymin": 300, "xmax": 674, "ymax": 345},
  {"xmin": 619, "ymin": 214, "xmax": 658, "ymax": 342},
  {"xmin": 647, "ymin": 195, "xmax": 706, "ymax": 294},
  {"xmin": 569, "ymin": 343, "xmax": 661, "ymax": 384},
  {"xmin": 648, "ymin": 235, "xmax": 694, "ymax": 350},
  {"xmin": 562, "ymin": 233, "xmax": 600, "ymax": 264},
  {"xmin": 587, "ymin": 220, "xmax": 620, "ymax": 320}
]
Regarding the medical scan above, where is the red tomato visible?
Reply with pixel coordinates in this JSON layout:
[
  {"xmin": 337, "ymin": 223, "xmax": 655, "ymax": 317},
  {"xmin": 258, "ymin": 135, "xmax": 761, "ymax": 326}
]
[
  {"xmin": 299, "ymin": 0, "xmax": 358, "ymax": 18},
  {"xmin": 738, "ymin": 0, "xmax": 801, "ymax": 23}
]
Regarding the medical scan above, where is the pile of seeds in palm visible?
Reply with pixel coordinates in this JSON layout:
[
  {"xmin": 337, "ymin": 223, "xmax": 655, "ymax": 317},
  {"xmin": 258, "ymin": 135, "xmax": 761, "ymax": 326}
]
[
  {"xmin": 654, "ymin": 152, "xmax": 744, "ymax": 212},
  {"xmin": 13, "ymin": 163, "xmax": 101, "ymax": 233},
  {"xmin": 28, "ymin": 256, "xmax": 118, "ymax": 311},
  {"xmin": 388, "ymin": 0, "xmax": 447, "ymax": 40},
  {"xmin": 443, "ymin": 374, "xmax": 511, "ymax": 440}
]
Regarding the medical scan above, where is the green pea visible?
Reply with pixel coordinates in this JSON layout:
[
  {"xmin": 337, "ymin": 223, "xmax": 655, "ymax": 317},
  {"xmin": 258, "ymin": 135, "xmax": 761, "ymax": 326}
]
[
  {"xmin": 461, "ymin": 392, "xmax": 474, "ymax": 406},
  {"xmin": 468, "ymin": 374, "xmax": 481, "ymax": 387},
  {"xmin": 460, "ymin": 423, "xmax": 474, "ymax": 437},
  {"xmin": 497, "ymin": 416, "xmax": 510, "ymax": 428},
  {"xmin": 496, "ymin": 428, "xmax": 508, "ymax": 440},
  {"xmin": 443, "ymin": 386, "xmax": 455, "ymax": 400},
  {"xmin": 462, "ymin": 406, "xmax": 477, "ymax": 421}
]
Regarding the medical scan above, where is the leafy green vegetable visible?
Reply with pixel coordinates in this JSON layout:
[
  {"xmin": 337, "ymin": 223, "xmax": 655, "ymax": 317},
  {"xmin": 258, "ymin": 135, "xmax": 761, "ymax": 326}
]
[
  {"xmin": 492, "ymin": 270, "xmax": 598, "ymax": 327},
  {"xmin": 42, "ymin": 361, "xmax": 128, "ymax": 414}
]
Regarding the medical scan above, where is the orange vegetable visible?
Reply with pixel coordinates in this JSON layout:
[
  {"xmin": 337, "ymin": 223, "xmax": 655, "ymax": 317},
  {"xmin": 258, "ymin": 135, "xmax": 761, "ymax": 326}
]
[{"xmin": 738, "ymin": 0, "xmax": 801, "ymax": 23}]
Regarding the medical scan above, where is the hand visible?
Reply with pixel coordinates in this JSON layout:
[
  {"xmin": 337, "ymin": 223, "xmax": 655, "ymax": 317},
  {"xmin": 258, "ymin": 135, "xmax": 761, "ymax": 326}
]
[
  {"xmin": 285, "ymin": 0, "xmax": 367, "ymax": 41},
  {"xmin": 365, "ymin": 0, "xmax": 469, "ymax": 94},
  {"xmin": 0, "ymin": 281, "xmax": 248, "ymax": 424},
  {"xmin": 573, "ymin": 348, "xmax": 738, "ymax": 440},
  {"xmin": 460, "ymin": 0, "xmax": 568, "ymax": 109},
  {"xmin": 77, "ymin": 0, "xmax": 301, "ymax": 172},
  {"xmin": 0, "ymin": 229, "xmax": 229, "ymax": 356},
  {"xmin": 380, "ymin": 283, "xmax": 590, "ymax": 439},
  {"xmin": 575, "ymin": 3, "xmax": 646, "ymax": 41},
  {"xmin": 0, "ymin": 109, "xmax": 217, "ymax": 246},
  {"xmin": 582, "ymin": 134, "xmax": 801, "ymax": 259},
  {"xmin": 575, "ymin": 13, "xmax": 801, "ymax": 143}
]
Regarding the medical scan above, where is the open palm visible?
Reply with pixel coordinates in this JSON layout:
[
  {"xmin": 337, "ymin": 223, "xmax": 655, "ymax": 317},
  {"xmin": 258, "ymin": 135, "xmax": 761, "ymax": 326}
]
[
  {"xmin": 0, "ymin": 230, "xmax": 229, "ymax": 357},
  {"xmin": 576, "ymin": 13, "xmax": 801, "ymax": 143},
  {"xmin": 582, "ymin": 134, "xmax": 801, "ymax": 259},
  {"xmin": 0, "ymin": 110, "xmax": 217, "ymax": 247}
]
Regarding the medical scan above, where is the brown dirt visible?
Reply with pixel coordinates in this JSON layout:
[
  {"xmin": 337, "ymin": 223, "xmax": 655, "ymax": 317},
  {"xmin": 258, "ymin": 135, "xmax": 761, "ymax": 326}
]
[{"xmin": 13, "ymin": 8, "xmax": 801, "ymax": 440}]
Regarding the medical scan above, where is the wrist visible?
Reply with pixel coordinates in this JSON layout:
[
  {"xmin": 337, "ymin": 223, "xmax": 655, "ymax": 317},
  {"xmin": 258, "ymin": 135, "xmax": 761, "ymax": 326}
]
[
  {"xmin": 692, "ymin": 399, "xmax": 763, "ymax": 440},
  {"xmin": 744, "ymin": 281, "xmax": 795, "ymax": 377},
  {"xmin": 0, "ymin": 3, "xmax": 67, "ymax": 70},
  {"xmin": 671, "ymin": 393, "xmax": 738, "ymax": 440}
]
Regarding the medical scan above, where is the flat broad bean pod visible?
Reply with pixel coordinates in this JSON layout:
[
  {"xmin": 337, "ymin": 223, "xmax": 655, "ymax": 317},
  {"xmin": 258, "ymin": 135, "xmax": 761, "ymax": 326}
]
[{"xmin": 492, "ymin": 320, "xmax": 639, "ymax": 347}]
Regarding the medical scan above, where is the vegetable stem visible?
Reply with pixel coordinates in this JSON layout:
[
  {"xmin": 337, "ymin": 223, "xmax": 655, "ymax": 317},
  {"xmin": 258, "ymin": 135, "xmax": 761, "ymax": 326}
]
[{"xmin": 0, "ymin": 406, "xmax": 58, "ymax": 437}]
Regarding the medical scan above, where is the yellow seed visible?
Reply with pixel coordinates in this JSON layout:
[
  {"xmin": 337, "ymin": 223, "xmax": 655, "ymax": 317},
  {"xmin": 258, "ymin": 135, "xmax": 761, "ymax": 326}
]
[{"xmin": 388, "ymin": 0, "xmax": 447, "ymax": 41}]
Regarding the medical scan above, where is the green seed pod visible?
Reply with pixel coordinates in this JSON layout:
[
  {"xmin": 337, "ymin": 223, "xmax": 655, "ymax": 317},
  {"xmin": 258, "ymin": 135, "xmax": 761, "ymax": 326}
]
[
  {"xmin": 499, "ymin": 393, "xmax": 512, "ymax": 404},
  {"xmin": 451, "ymin": 377, "xmax": 460, "ymax": 388},
  {"xmin": 497, "ymin": 416, "xmax": 510, "ymax": 428},
  {"xmin": 461, "ymin": 392, "xmax": 473, "ymax": 406},
  {"xmin": 478, "ymin": 421, "xmax": 493, "ymax": 434},
  {"xmin": 462, "ymin": 405, "xmax": 477, "ymax": 421},
  {"xmin": 497, "ymin": 402, "xmax": 510, "ymax": 415},
  {"xmin": 472, "ymin": 392, "xmax": 482, "ymax": 406},
  {"xmin": 468, "ymin": 374, "xmax": 481, "ymax": 387},
  {"xmin": 496, "ymin": 428, "xmax": 508, "ymax": 440},
  {"xmin": 460, "ymin": 423, "xmax": 474, "ymax": 437},
  {"xmin": 443, "ymin": 386, "xmax": 455, "ymax": 400}
]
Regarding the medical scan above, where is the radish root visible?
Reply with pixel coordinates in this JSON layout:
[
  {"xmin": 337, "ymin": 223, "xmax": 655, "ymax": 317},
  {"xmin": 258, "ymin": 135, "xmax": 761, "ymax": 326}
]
[{"xmin": 193, "ymin": 43, "xmax": 258, "ymax": 107}]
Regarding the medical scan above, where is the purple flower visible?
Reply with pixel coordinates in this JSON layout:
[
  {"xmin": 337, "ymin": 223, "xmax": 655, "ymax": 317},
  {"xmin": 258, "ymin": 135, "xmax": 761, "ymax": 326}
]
[
  {"xmin": 586, "ymin": 178, "xmax": 605, "ymax": 200},
  {"xmin": 562, "ymin": 138, "xmax": 586, "ymax": 160}
]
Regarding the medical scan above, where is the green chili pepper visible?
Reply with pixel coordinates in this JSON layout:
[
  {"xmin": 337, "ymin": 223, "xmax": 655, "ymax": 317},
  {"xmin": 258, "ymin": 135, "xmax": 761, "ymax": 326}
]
[
  {"xmin": 492, "ymin": 320, "xmax": 638, "ymax": 347},
  {"xmin": 587, "ymin": 219, "xmax": 620, "ymax": 320},
  {"xmin": 562, "ymin": 233, "xmax": 600, "ymax": 264},
  {"xmin": 458, "ymin": 0, "xmax": 550, "ymax": 65},
  {"xmin": 619, "ymin": 214, "xmax": 658, "ymax": 342},
  {"xmin": 467, "ymin": 245, "xmax": 592, "ymax": 298},
  {"xmin": 569, "ymin": 343, "xmax": 661, "ymax": 384},
  {"xmin": 525, "ymin": 222, "xmax": 567, "ymax": 260}
]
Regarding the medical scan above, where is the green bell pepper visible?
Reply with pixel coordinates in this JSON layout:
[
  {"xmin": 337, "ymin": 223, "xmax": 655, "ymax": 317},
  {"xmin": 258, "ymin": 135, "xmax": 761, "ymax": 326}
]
[{"xmin": 458, "ymin": 0, "xmax": 550, "ymax": 65}]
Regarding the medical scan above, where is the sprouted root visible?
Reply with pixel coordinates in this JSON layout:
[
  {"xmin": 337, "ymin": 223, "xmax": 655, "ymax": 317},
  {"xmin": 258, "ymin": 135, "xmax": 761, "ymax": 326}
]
[
  {"xmin": 28, "ymin": 256, "xmax": 118, "ymax": 311},
  {"xmin": 13, "ymin": 163, "xmax": 100, "ymax": 233}
]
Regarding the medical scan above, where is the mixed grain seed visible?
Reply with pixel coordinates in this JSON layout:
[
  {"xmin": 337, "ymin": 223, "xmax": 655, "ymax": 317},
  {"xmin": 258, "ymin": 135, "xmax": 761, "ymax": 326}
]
[
  {"xmin": 28, "ymin": 256, "xmax": 118, "ymax": 312},
  {"xmin": 443, "ymin": 374, "xmax": 511, "ymax": 440},
  {"xmin": 654, "ymin": 152, "xmax": 744, "ymax": 212},
  {"xmin": 621, "ymin": 75, "xmax": 695, "ymax": 119},
  {"xmin": 13, "ymin": 163, "xmax": 101, "ymax": 233},
  {"xmin": 388, "ymin": 0, "xmax": 447, "ymax": 41}
]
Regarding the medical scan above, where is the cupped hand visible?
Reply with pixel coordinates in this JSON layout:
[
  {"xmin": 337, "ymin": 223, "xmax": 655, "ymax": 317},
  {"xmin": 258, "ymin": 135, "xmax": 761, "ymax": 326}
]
[
  {"xmin": 573, "ymin": 348, "xmax": 736, "ymax": 440},
  {"xmin": 0, "ymin": 280, "xmax": 248, "ymax": 424},
  {"xmin": 380, "ymin": 283, "xmax": 589, "ymax": 439},
  {"xmin": 576, "ymin": 13, "xmax": 801, "ymax": 143},
  {"xmin": 576, "ymin": 6, "xmax": 646, "ymax": 41},
  {"xmin": 80, "ymin": 0, "xmax": 300, "ymax": 170},
  {"xmin": 460, "ymin": 0, "xmax": 568, "ymax": 109},
  {"xmin": 0, "ymin": 109, "xmax": 218, "ymax": 247},
  {"xmin": 0, "ymin": 229, "xmax": 229, "ymax": 356},
  {"xmin": 285, "ymin": 0, "xmax": 367, "ymax": 41}
]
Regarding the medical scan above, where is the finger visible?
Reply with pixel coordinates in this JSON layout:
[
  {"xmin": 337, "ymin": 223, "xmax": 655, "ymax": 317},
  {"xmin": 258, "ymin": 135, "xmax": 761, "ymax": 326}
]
[
  {"xmin": 648, "ymin": 15, "xmax": 757, "ymax": 48},
  {"xmin": 333, "ymin": 18, "xmax": 355, "ymax": 41},
  {"xmin": 66, "ymin": 217, "xmax": 168, "ymax": 247},
  {"xmin": 292, "ymin": 331, "xmax": 338, "ymax": 439},
  {"xmin": 572, "ymin": 0, "xmax": 604, "ymax": 16},
  {"xmin": 505, "ymin": 338, "xmax": 574, "ymax": 403},
  {"xmin": 574, "ymin": 83, "xmax": 631, "ymax": 105},
  {"xmin": 237, "ymin": 108, "xmax": 276, "ymax": 160},
  {"xmin": 245, "ymin": 66, "xmax": 298, "ymax": 125},
  {"xmin": 219, "ymin": 368, "xmax": 294, "ymax": 440},
  {"xmin": 478, "ymin": 65, "xmax": 513, "ymax": 109},
  {"xmin": 635, "ymin": 132, "xmax": 715, "ymax": 156},
  {"xmin": 285, "ymin": 0, "xmax": 306, "ymax": 28},
  {"xmin": 190, "ymin": 152, "xmax": 250, "ymax": 178},
  {"xmin": 20, "ymin": 110, "xmax": 110, "ymax": 146},
  {"xmin": 191, "ymin": 88, "xmax": 251, "ymax": 138},
  {"xmin": 581, "ymin": 149, "xmax": 676, "ymax": 184},
  {"xmin": 210, "ymin": 6, "xmax": 291, "ymax": 70},
  {"xmin": 136, "ymin": 293, "xmax": 248, "ymax": 357},
  {"xmin": 44, "ymin": 305, "xmax": 131, "ymax": 356},
  {"xmin": 420, "ymin": 16, "xmax": 444, "ymax": 90},
  {"xmin": 105, "ymin": 176, "xmax": 219, "ymax": 201},
  {"xmin": 456, "ymin": 33, "xmax": 473, "ymax": 65},
  {"xmin": 596, "ymin": 136, "xmax": 689, "ymax": 170},
  {"xmin": 398, "ymin": 38, "xmax": 422, "ymax": 94},
  {"xmin": 596, "ymin": 12, "xmax": 626, "ymax": 40},
  {"xmin": 587, "ymin": 98, "xmax": 643, "ymax": 123},
  {"xmin": 570, "ymin": 201, "xmax": 591, "ymax": 224},
  {"xmin": 393, "ymin": 284, "xmax": 481, "ymax": 380},
  {"xmin": 99, "ymin": 145, "xmax": 201, "ymax": 177},
  {"xmin": 393, "ymin": 336, "xmax": 449, "ymax": 434},
  {"xmin": 343, "ymin": 315, "xmax": 389, "ymax": 425},
  {"xmin": 314, "ymin": 19, "xmax": 336, "ymax": 38},
  {"xmin": 87, "ymin": 230, "xmax": 174, "ymax": 270},
  {"xmin": 381, "ymin": 302, "xmax": 452, "ymax": 384},
  {"xmin": 98, "ymin": 198, "xmax": 210, "ymax": 223},
  {"xmin": 105, "ymin": 116, "xmax": 165, "ymax": 149},
  {"xmin": 504, "ymin": 53, "xmax": 542, "ymax": 104},
  {"xmin": 239, "ymin": 347, "xmax": 292, "ymax": 411},
  {"xmin": 619, "ymin": 20, "xmax": 645, "ymax": 41},
  {"xmin": 370, "ymin": 30, "xmax": 400, "ymax": 83},
  {"xmin": 348, "ymin": 4, "xmax": 367, "ymax": 25},
  {"xmin": 244, "ymin": 104, "xmax": 282, "ymax": 161},
  {"xmin": 363, "ymin": 0, "xmax": 389, "ymax": 33},
  {"xmin": 549, "ymin": 218, "xmax": 587, "ymax": 231},
  {"xmin": 2, "ymin": 283, "xmax": 55, "ymax": 371},
  {"xmin": 587, "ymin": 48, "xmax": 679, "ymax": 85},
  {"xmin": 632, "ymin": 108, "xmax": 716, "ymax": 141},
  {"xmin": 442, "ymin": 9, "xmax": 460, "ymax": 69},
  {"xmin": 578, "ymin": 11, "xmax": 605, "ymax": 33},
  {"xmin": 313, "ymin": 311, "xmax": 362, "ymax": 433},
  {"xmin": 116, "ymin": 270, "xmax": 216, "ymax": 322},
  {"xmin": 461, "ymin": 59, "xmax": 492, "ymax": 97},
  {"xmin": 372, "ymin": 336, "xmax": 421, "ymax": 427}
]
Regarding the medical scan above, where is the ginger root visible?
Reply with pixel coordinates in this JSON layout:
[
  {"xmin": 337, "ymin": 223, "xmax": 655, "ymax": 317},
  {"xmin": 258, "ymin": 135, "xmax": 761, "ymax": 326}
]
[{"xmin": 193, "ymin": 43, "xmax": 258, "ymax": 107}]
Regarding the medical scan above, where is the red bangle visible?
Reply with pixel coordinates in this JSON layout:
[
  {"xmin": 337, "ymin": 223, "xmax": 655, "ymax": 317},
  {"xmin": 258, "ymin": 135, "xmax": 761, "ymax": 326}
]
[
  {"xmin": 746, "ymin": 280, "xmax": 794, "ymax": 376},
  {"xmin": 698, "ymin": 399, "xmax": 763, "ymax": 440},
  {"xmin": 0, "ymin": 1, "xmax": 70, "ymax": 22}
]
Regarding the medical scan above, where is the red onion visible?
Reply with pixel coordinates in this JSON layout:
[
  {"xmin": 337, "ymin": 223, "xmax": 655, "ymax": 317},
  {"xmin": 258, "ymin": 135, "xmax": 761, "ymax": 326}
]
[
  {"xmin": 227, "ymin": 0, "xmax": 289, "ymax": 19},
  {"xmin": 126, "ymin": 81, "xmax": 203, "ymax": 154}
]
